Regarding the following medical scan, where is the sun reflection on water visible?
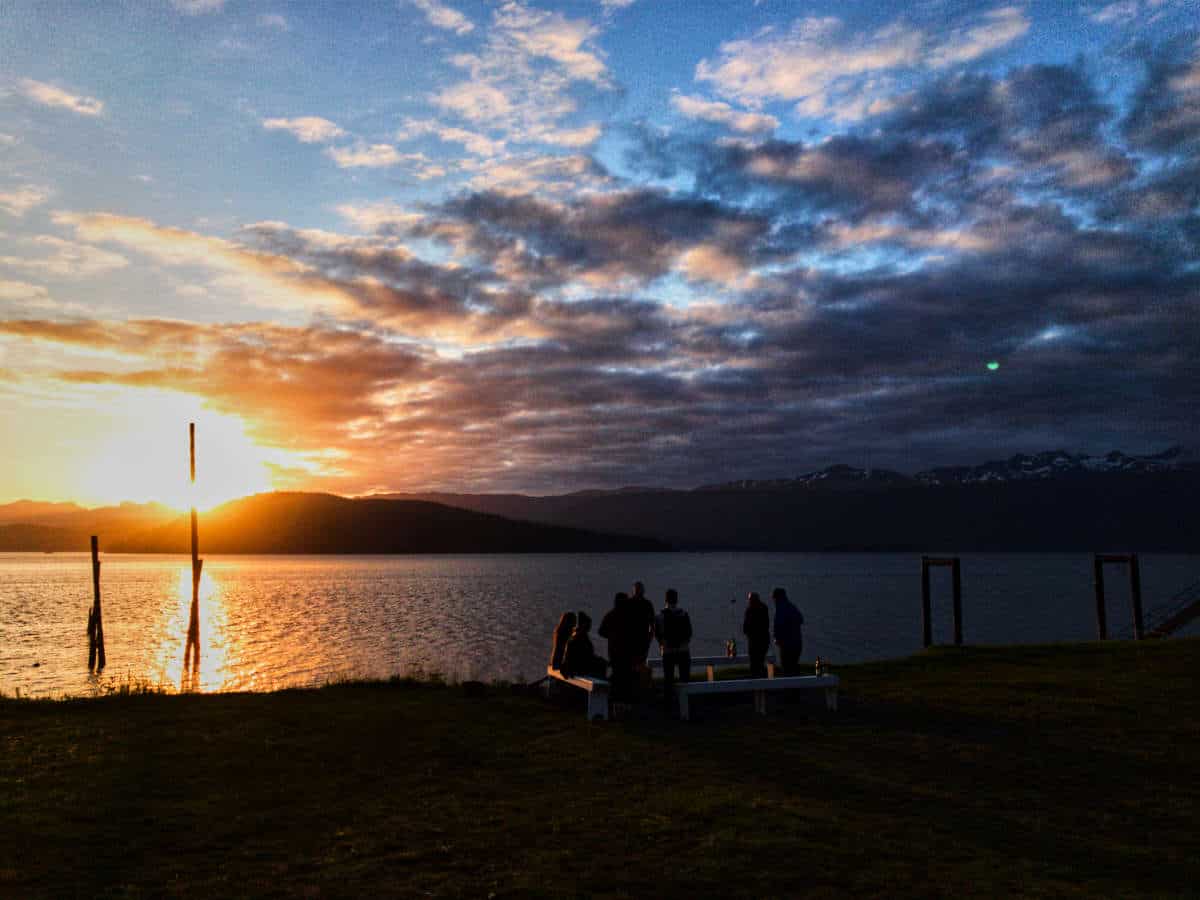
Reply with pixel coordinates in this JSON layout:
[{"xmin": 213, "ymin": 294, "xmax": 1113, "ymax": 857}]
[{"xmin": 151, "ymin": 565, "xmax": 233, "ymax": 691}]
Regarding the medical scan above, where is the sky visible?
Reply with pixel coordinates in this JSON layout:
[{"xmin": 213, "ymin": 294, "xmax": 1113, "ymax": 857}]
[{"xmin": 0, "ymin": 0, "xmax": 1197, "ymax": 507}]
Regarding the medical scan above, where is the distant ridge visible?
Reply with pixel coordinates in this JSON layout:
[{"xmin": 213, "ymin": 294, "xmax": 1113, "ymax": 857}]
[{"xmin": 107, "ymin": 492, "xmax": 667, "ymax": 554}]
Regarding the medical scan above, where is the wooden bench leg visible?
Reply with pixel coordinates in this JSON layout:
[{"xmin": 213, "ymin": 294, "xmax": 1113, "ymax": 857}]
[
  {"xmin": 706, "ymin": 665, "xmax": 715, "ymax": 682},
  {"xmin": 767, "ymin": 663, "xmax": 775, "ymax": 679},
  {"xmin": 825, "ymin": 687, "xmax": 838, "ymax": 712},
  {"xmin": 678, "ymin": 690, "xmax": 690, "ymax": 721},
  {"xmin": 754, "ymin": 690, "xmax": 766, "ymax": 715},
  {"xmin": 588, "ymin": 686, "xmax": 609, "ymax": 721}
]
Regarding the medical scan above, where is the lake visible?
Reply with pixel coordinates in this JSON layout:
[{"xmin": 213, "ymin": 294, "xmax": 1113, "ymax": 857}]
[{"xmin": 2, "ymin": 552, "xmax": 1198, "ymax": 697}]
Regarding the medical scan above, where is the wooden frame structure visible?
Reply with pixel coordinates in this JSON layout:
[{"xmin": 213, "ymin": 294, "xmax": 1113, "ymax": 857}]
[
  {"xmin": 1093, "ymin": 553, "xmax": 1144, "ymax": 640},
  {"xmin": 921, "ymin": 556, "xmax": 963, "ymax": 648}
]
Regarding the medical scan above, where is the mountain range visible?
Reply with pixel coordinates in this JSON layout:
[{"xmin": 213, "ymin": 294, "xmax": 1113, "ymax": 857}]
[{"xmin": 1, "ymin": 447, "xmax": 1196, "ymax": 553}]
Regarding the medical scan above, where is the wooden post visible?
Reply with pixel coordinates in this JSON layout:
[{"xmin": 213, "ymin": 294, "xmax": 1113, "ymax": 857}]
[
  {"xmin": 1130, "ymin": 553, "xmax": 1144, "ymax": 641},
  {"xmin": 951, "ymin": 557, "xmax": 963, "ymax": 646},
  {"xmin": 920, "ymin": 557, "xmax": 932, "ymax": 648},
  {"xmin": 1093, "ymin": 555, "xmax": 1108, "ymax": 640},
  {"xmin": 88, "ymin": 535, "xmax": 106, "ymax": 671},
  {"xmin": 184, "ymin": 422, "xmax": 201, "ymax": 671}
]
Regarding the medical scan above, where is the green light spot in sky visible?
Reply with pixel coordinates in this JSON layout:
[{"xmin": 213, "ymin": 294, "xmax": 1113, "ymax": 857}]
[{"xmin": 987, "ymin": 361, "xmax": 1000, "ymax": 371}]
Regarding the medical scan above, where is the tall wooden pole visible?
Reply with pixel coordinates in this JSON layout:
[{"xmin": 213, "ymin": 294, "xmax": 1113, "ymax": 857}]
[
  {"xmin": 1093, "ymin": 555, "xmax": 1108, "ymax": 640},
  {"xmin": 920, "ymin": 557, "xmax": 932, "ymax": 648},
  {"xmin": 88, "ymin": 535, "xmax": 106, "ymax": 670},
  {"xmin": 1130, "ymin": 553, "xmax": 1144, "ymax": 641},
  {"xmin": 951, "ymin": 557, "xmax": 963, "ymax": 647},
  {"xmin": 185, "ymin": 422, "xmax": 201, "ymax": 671}
]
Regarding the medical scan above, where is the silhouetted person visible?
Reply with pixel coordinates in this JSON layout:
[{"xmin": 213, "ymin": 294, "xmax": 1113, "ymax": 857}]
[
  {"xmin": 654, "ymin": 588, "xmax": 692, "ymax": 712},
  {"xmin": 743, "ymin": 591, "xmax": 770, "ymax": 678},
  {"xmin": 562, "ymin": 611, "xmax": 606, "ymax": 679},
  {"xmin": 630, "ymin": 581, "xmax": 656, "ymax": 664},
  {"xmin": 550, "ymin": 611, "xmax": 576, "ymax": 671},
  {"xmin": 599, "ymin": 592, "xmax": 635, "ymax": 701},
  {"xmin": 771, "ymin": 587, "xmax": 805, "ymax": 675}
]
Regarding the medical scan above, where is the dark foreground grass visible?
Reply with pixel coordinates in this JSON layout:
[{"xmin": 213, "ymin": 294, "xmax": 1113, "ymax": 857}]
[{"xmin": 3, "ymin": 640, "xmax": 1198, "ymax": 899}]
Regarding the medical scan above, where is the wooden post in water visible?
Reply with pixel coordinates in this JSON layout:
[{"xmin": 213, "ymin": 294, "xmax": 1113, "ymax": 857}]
[
  {"xmin": 920, "ymin": 557, "xmax": 933, "ymax": 648},
  {"xmin": 1130, "ymin": 553, "xmax": 1144, "ymax": 641},
  {"xmin": 87, "ymin": 535, "xmax": 106, "ymax": 670},
  {"xmin": 921, "ymin": 556, "xmax": 963, "ymax": 647},
  {"xmin": 184, "ymin": 422, "xmax": 202, "ymax": 671},
  {"xmin": 1093, "ymin": 555, "xmax": 1108, "ymax": 640},
  {"xmin": 951, "ymin": 557, "xmax": 963, "ymax": 647}
]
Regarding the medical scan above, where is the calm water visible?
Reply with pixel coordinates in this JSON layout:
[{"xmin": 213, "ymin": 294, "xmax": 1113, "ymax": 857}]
[{"xmin": 2, "ymin": 552, "xmax": 1197, "ymax": 697}]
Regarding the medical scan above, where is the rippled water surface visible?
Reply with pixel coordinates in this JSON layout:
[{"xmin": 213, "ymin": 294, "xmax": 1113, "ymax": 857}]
[{"xmin": 2, "ymin": 552, "xmax": 1197, "ymax": 697}]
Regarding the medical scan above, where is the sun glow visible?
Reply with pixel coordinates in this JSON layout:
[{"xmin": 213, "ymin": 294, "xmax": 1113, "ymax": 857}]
[{"xmin": 75, "ymin": 388, "xmax": 286, "ymax": 511}]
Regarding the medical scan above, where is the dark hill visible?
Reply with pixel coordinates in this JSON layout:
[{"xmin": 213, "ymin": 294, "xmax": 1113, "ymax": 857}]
[
  {"xmin": 384, "ymin": 470, "xmax": 1200, "ymax": 551},
  {"xmin": 109, "ymin": 492, "xmax": 668, "ymax": 554}
]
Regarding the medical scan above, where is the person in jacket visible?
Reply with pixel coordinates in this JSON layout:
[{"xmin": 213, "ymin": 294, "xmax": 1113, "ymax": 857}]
[
  {"xmin": 742, "ymin": 592, "xmax": 771, "ymax": 678},
  {"xmin": 654, "ymin": 588, "xmax": 693, "ymax": 711},
  {"xmin": 771, "ymin": 587, "xmax": 805, "ymax": 675},
  {"xmin": 561, "ymin": 611, "xmax": 606, "ymax": 679},
  {"xmin": 549, "ymin": 611, "xmax": 576, "ymax": 671},
  {"xmin": 599, "ymin": 592, "xmax": 634, "ymax": 700}
]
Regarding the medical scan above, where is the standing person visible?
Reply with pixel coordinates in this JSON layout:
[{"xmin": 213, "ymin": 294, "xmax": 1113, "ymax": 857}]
[
  {"xmin": 742, "ymin": 592, "xmax": 771, "ymax": 678},
  {"xmin": 771, "ymin": 587, "xmax": 805, "ymax": 675},
  {"xmin": 630, "ymin": 581, "xmax": 656, "ymax": 666},
  {"xmin": 562, "ymin": 612, "xmax": 606, "ymax": 679},
  {"xmin": 599, "ymin": 592, "xmax": 633, "ymax": 701},
  {"xmin": 654, "ymin": 589, "xmax": 692, "ymax": 712},
  {"xmin": 549, "ymin": 611, "xmax": 576, "ymax": 671}
]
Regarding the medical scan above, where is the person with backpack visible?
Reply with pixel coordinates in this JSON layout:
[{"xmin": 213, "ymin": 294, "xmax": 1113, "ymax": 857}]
[
  {"xmin": 654, "ymin": 588, "xmax": 693, "ymax": 712},
  {"xmin": 771, "ymin": 587, "xmax": 805, "ymax": 675},
  {"xmin": 742, "ymin": 592, "xmax": 771, "ymax": 678}
]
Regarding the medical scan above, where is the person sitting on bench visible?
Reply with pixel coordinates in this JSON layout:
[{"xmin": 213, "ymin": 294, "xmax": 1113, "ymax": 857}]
[
  {"xmin": 549, "ymin": 610, "xmax": 576, "ymax": 671},
  {"xmin": 562, "ymin": 612, "xmax": 607, "ymax": 679}
]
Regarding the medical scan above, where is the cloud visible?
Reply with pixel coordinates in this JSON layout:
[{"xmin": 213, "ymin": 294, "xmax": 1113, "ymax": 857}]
[
  {"xmin": 0, "ymin": 280, "xmax": 49, "ymax": 301},
  {"xmin": 927, "ymin": 7, "xmax": 1030, "ymax": 69},
  {"xmin": 336, "ymin": 202, "xmax": 425, "ymax": 233},
  {"xmin": 0, "ymin": 234, "xmax": 128, "ymax": 278},
  {"xmin": 171, "ymin": 0, "xmax": 225, "ymax": 13},
  {"xmin": 18, "ymin": 79, "xmax": 104, "ymax": 116},
  {"xmin": 695, "ymin": 7, "xmax": 1029, "ymax": 122},
  {"xmin": 257, "ymin": 13, "xmax": 289, "ymax": 30},
  {"xmin": 404, "ymin": 0, "xmax": 474, "ymax": 35},
  {"xmin": 397, "ymin": 118, "xmax": 506, "ymax": 157},
  {"xmin": 431, "ymin": 1, "xmax": 610, "ymax": 149},
  {"xmin": 671, "ymin": 93, "xmax": 779, "ymax": 134},
  {"xmin": 0, "ymin": 185, "xmax": 52, "ymax": 217},
  {"xmin": 324, "ymin": 143, "xmax": 436, "ymax": 171},
  {"xmin": 262, "ymin": 116, "xmax": 346, "ymax": 143}
]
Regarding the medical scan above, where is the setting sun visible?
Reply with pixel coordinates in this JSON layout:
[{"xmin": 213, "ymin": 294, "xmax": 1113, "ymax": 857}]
[{"xmin": 75, "ymin": 389, "xmax": 289, "ymax": 511}]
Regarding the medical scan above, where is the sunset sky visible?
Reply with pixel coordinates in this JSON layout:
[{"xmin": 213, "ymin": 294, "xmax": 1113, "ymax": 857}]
[{"xmin": 1, "ymin": 0, "xmax": 1197, "ymax": 507}]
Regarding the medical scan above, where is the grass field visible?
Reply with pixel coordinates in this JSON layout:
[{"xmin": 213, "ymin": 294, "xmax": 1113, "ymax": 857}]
[{"xmin": 2, "ymin": 639, "xmax": 1197, "ymax": 898}]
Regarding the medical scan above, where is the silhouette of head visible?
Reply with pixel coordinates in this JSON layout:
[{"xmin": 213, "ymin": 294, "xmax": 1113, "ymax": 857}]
[
  {"xmin": 665, "ymin": 588, "xmax": 678, "ymax": 607},
  {"xmin": 747, "ymin": 591, "xmax": 761, "ymax": 605},
  {"xmin": 614, "ymin": 591, "xmax": 629, "ymax": 608},
  {"xmin": 633, "ymin": 581, "xmax": 645, "ymax": 598},
  {"xmin": 558, "ymin": 611, "xmax": 577, "ymax": 631},
  {"xmin": 576, "ymin": 611, "xmax": 592, "ymax": 632},
  {"xmin": 771, "ymin": 587, "xmax": 788, "ymax": 603}
]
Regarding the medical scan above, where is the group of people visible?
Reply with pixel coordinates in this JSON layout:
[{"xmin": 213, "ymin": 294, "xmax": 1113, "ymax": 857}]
[{"xmin": 549, "ymin": 583, "xmax": 806, "ymax": 708}]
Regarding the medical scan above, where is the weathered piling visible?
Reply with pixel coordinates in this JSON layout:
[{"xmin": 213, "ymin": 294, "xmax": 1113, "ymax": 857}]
[
  {"xmin": 1094, "ymin": 553, "xmax": 1144, "ymax": 641},
  {"xmin": 87, "ymin": 534, "xmax": 106, "ymax": 670},
  {"xmin": 921, "ymin": 556, "xmax": 963, "ymax": 648},
  {"xmin": 184, "ymin": 422, "xmax": 201, "ymax": 671}
]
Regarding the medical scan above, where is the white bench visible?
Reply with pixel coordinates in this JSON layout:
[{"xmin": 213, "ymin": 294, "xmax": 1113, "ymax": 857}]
[
  {"xmin": 674, "ymin": 674, "xmax": 839, "ymax": 721},
  {"xmin": 648, "ymin": 654, "xmax": 777, "ymax": 681},
  {"xmin": 545, "ymin": 666, "xmax": 610, "ymax": 721}
]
